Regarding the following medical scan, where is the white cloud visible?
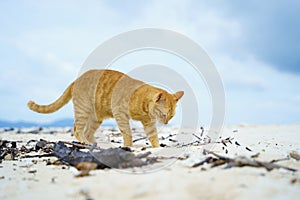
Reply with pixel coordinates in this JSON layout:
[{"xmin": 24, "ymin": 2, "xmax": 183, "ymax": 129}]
[
  {"xmin": 132, "ymin": 0, "xmax": 242, "ymax": 53},
  {"xmin": 216, "ymin": 55, "xmax": 270, "ymax": 90},
  {"xmin": 1, "ymin": 0, "xmax": 299, "ymax": 125}
]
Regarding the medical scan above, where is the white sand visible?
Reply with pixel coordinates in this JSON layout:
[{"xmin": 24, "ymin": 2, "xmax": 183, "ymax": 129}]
[{"xmin": 0, "ymin": 124, "xmax": 300, "ymax": 200}]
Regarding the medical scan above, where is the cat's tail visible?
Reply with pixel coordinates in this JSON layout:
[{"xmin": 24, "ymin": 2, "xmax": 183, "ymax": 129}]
[{"xmin": 27, "ymin": 82, "xmax": 74, "ymax": 114}]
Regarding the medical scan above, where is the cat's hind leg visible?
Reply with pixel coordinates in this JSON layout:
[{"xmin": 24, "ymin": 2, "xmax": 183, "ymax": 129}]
[
  {"xmin": 74, "ymin": 117, "xmax": 100, "ymax": 144},
  {"xmin": 114, "ymin": 114, "xmax": 133, "ymax": 147},
  {"xmin": 82, "ymin": 117, "xmax": 101, "ymax": 144},
  {"xmin": 73, "ymin": 116, "xmax": 88, "ymax": 143},
  {"xmin": 73, "ymin": 105, "xmax": 95, "ymax": 143}
]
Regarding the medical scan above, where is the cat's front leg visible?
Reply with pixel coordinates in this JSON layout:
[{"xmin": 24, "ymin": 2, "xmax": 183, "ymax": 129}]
[
  {"xmin": 142, "ymin": 121, "xmax": 159, "ymax": 148},
  {"xmin": 115, "ymin": 114, "xmax": 133, "ymax": 147}
]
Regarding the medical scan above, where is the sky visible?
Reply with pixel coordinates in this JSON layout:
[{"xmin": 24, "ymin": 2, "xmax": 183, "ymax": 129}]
[{"xmin": 0, "ymin": 0, "xmax": 299, "ymax": 125}]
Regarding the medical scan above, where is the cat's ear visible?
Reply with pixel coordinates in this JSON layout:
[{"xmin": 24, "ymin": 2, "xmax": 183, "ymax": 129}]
[{"xmin": 174, "ymin": 91, "xmax": 184, "ymax": 101}]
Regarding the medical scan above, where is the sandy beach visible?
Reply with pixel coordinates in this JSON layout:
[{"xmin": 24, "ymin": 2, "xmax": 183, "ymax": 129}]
[{"xmin": 1, "ymin": 124, "xmax": 300, "ymax": 200}]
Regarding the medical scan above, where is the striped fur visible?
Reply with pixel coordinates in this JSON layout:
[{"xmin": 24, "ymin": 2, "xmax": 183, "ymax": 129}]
[{"xmin": 28, "ymin": 69, "xmax": 184, "ymax": 147}]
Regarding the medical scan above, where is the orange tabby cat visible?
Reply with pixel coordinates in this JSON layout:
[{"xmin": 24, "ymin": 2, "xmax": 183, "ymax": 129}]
[{"xmin": 28, "ymin": 69, "xmax": 184, "ymax": 147}]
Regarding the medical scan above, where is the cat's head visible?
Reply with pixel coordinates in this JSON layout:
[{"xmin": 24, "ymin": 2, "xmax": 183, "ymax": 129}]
[{"xmin": 152, "ymin": 91, "xmax": 184, "ymax": 124}]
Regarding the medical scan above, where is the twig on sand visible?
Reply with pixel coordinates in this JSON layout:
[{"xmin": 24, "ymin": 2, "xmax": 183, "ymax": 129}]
[
  {"xmin": 270, "ymin": 157, "xmax": 290, "ymax": 163},
  {"xmin": 21, "ymin": 153, "xmax": 54, "ymax": 158},
  {"xmin": 179, "ymin": 141, "xmax": 200, "ymax": 147},
  {"xmin": 200, "ymin": 126, "xmax": 204, "ymax": 137},
  {"xmin": 192, "ymin": 150, "xmax": 297, "ymax": 172},
  {"xmin": 192, "ymin": 133, "xmax": 201, "ymax": 141},
  {"xmin": 59, "ymin": 141, "xmax": 102, "ymax": 150},
  {"xmin": 132, "ymin": 137, "xmax": 147, "ymax": 143}
]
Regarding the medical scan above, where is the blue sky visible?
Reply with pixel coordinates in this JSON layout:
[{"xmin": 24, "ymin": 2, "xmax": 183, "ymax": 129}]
[{"xmin": 0, "ymin": 0, "xmax": 299, "ymax": 125}]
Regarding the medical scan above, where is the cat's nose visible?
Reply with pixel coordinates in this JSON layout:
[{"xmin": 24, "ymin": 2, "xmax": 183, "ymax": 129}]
[{"xmin": 164, "ymin": 120, "xmax": 168, "ymax": 124}]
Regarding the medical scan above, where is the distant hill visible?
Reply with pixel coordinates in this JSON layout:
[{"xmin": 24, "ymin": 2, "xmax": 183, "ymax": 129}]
[
  {"xmin": 0, "ymin": 120, "xmax": 39, "ymax": 128},
  {"xmin": 0, "ymin": 118, "xmax": 116, "ymax": 128}
]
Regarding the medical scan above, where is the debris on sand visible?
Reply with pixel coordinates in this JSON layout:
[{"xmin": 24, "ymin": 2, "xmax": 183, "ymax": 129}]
[
  {"xmin": 0, "ymin": 139, "xmax": 157, "ymax": 177},
  {"xmin": 53, "ymin": 141, "xmax": 156, "ymax": 169},
  {"xmin": 1, "ymin": 135, "xmax": 299, "ymax": 178},
  {"xmin": 289, "ymin": 151, "xmax": 300, "ymax": 161},
  {"xmin": 75, "ymin": 162, "xmax": 98, "ymax": 177},
  {"xmin": 0, "ymin": 140, "xmax": 19, "ymax": 160},
  {"xmin": 245, "ymin": 147, "xmax": 252, "ymax": 152},
  {"xmin": 192, "ymin": 150, "xmax": 297, "ymax": 172}
]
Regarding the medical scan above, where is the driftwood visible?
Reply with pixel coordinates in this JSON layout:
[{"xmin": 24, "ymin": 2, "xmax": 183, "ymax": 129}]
[
  {"xmin": 53, "ymin": 141, "xmax": 156, "ymax": 169},
  {"xmin": 0, "ymin": 139, "xmax": 157, "ymax": 170},
  {"xmin": 192, "ymin": 150, "xmax": 297, "ymax": 172}
]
